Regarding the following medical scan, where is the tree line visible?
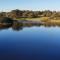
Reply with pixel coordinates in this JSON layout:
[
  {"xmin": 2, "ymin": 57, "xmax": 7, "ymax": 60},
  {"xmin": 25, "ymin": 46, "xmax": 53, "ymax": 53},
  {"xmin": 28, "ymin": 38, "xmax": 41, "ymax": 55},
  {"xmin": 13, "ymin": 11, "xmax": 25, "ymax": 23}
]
[{"xmin": 0, "ymin": 9, "xmax": 60, "ymax": 19}]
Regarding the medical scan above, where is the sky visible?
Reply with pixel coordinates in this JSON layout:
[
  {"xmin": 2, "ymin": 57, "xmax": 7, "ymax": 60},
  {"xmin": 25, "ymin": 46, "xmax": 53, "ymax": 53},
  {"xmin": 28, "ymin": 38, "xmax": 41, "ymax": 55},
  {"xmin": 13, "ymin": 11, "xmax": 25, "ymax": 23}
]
[{"xmin": 0, "ymin": 0, "xmax": 60, "ymax": 11}]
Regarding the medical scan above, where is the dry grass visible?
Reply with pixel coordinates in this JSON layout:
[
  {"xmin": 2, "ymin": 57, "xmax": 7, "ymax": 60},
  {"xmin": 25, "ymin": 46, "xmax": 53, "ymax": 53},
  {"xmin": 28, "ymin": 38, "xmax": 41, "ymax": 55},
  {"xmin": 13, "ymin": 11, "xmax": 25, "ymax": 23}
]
[{"xmin": 16, "ymin": 17, "xmax": 60, "ymax": 24}]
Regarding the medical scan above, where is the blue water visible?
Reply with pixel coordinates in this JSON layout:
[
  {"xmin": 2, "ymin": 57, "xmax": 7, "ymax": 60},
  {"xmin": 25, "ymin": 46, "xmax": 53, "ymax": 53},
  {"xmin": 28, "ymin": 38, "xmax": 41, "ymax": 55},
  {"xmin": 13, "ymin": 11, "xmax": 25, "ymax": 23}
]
[{"xmin": 0, "ymin": 26, "xmax": 60, "ymax": 60}]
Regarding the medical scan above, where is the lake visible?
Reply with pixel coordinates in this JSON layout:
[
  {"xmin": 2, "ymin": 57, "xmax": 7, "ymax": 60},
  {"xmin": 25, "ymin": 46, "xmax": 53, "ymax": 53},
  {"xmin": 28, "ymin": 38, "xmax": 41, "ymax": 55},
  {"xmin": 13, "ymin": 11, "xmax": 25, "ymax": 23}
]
[{"xmin": 0, "ymin": 25, "xmax": 60, "ymax": 60}]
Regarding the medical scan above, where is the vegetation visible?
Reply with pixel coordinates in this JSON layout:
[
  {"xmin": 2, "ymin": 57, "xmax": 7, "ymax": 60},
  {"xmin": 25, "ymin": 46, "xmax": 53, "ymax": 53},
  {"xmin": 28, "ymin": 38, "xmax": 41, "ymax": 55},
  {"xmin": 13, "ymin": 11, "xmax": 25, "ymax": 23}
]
[{"xmin": 0, "ymin": 9, "xmax": 60, "ymax": 23}]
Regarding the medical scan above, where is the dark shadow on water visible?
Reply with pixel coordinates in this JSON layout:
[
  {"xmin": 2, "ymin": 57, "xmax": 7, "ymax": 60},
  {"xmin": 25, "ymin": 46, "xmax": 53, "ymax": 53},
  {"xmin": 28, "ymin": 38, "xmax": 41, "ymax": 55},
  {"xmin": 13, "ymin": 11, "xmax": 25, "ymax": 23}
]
[{"xmin": 0, "ymin": 20, "xmax": 60, "ymax": 31}]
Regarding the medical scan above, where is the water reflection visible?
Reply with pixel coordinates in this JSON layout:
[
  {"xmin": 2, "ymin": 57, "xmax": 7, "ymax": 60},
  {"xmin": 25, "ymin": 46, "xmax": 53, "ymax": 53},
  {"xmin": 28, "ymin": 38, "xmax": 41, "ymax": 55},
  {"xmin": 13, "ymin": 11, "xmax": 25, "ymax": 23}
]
[
  {"xmin": 0, "ymin": 20, "xmax": 60, "ymax": 31},
  {"xmin": 0, "ymin": 20, "xmax": 60, "ymax": 60}
]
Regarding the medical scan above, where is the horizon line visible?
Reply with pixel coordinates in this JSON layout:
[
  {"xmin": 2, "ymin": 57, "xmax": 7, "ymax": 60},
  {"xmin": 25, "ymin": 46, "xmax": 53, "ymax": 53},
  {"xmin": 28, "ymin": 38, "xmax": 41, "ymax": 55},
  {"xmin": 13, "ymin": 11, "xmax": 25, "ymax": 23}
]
[{"xmin": 0, "ymin": 9, "xmax": 60, "ymax": 12}]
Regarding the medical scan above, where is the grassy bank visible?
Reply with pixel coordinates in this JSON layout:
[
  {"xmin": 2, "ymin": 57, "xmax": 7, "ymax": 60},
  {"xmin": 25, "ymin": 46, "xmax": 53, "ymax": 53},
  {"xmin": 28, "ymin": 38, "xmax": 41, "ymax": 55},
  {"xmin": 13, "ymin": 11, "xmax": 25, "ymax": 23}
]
[
  {"xmin": 16, "ymin": 17, "xmax": 60, "ymax": 23},
  {"xmin": 16, "ymin": 17, "xmax": 49, "ymax": 22}
]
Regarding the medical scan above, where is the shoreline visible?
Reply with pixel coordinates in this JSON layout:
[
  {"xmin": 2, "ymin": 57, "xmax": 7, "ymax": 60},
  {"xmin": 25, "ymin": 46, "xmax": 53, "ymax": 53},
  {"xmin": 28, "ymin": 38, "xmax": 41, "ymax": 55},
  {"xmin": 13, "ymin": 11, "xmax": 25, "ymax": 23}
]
[
  {"xmin": 0, "ymin": 17, "xmax": 60, "ymax": 26},
  {"xmin": 15, "ymin": 17, "xmax": 60, "ymax": 24}
]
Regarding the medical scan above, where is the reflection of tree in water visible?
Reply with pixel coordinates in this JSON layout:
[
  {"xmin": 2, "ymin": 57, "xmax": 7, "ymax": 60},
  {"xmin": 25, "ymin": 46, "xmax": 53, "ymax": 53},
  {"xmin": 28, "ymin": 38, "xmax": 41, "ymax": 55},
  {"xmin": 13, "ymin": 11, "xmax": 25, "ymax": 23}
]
[
  {"xmin": 11, "ymin": 21, "xmax": 41, "ymax": 31},
  {"xmin": 1, "ymin": 20, "xmax": 60, "ymax": 31},
  {"xmin": 12, "ymin": 21, "xmax": 23, "ymax": 31},
  {"xmin": 12, "ymin": 21, "xmax": 60, "ymax": 31},
  {"xmin": 0, "ymin": 20, "xmax": 41, "ymax": 31}
]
